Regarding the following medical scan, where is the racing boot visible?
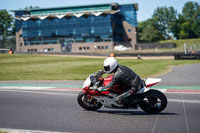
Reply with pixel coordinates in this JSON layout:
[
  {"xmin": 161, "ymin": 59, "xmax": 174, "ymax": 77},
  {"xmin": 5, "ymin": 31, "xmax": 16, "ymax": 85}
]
[{"xmin": 115, "ymin": 89, "xmax": 135, "ymax": 104}]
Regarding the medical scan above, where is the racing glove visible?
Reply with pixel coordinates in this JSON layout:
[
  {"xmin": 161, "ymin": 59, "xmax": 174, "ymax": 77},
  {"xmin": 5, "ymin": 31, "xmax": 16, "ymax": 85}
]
[
  {"xmin": 97, "ymin": 86, "xmax": 107, "ymax": 92},
  {"xmin": 94, "ymin": 70, "xmax": 105, "ymax": 80}
]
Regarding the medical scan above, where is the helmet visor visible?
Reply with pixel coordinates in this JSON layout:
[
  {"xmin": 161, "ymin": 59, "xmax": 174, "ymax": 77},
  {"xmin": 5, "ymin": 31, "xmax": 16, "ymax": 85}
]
[{"xmin": 104, "ymin": 65, "xmax": 110, "ymax": 72}]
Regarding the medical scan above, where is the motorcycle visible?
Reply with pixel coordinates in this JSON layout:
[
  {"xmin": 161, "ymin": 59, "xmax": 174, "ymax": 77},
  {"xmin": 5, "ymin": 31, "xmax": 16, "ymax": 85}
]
[{"xmin": 77, "ymin": 73, "xmax": 167, "ymax": 113}]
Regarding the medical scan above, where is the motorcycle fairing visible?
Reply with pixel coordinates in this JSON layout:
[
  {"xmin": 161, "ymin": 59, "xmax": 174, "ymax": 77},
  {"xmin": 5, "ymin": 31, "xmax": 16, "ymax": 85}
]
[
  {"xmin": 145, "ymin": 78, "xmax": 162, "ymax": 88},
  {"xmin": 93, "ymin": 95, "xmax": 123, "ymax": 108}
]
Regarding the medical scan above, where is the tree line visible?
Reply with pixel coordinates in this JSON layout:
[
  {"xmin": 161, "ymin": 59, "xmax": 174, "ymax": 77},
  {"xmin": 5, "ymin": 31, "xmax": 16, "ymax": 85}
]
[
  {"xmin": 138, "ymin": 1, "xmax": 200, "ymax": 42},
  {"xmin": 0, "ymin": 9, "xmax": 15, "ymax": 49}
]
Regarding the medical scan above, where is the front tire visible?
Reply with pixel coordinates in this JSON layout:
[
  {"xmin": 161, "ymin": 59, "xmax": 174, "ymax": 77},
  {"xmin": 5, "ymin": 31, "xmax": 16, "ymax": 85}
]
[
  {"xmin": 139, "ymin": 89, "xmax": 167, "ymax": 113},
  {"xmin": 77, "ymin": 91, "xmax": 102, "ymax": 111}
]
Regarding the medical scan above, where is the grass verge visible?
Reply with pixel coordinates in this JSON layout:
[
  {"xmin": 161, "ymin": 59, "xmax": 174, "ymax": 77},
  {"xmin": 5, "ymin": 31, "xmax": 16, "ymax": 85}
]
[
  {"xmin": 159, "ymin": 38, "xmax": 200, "ymax": 51},
  {"xmin": 0, "ymin": 54, "xmax": 199, "ymax": 81},
  {"xmin": 0, "ymin": 131, "xmax": 8, "ymax": 133}
]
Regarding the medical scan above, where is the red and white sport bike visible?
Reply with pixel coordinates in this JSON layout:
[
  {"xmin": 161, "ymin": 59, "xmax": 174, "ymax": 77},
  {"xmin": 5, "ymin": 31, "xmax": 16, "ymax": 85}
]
[{"xmin": 77, "ymin": 73, "xmax": 167, "ymax": 113}]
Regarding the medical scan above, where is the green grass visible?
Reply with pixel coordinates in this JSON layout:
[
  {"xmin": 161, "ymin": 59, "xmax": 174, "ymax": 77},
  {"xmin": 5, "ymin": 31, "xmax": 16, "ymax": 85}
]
[
  {"xmin": 159, "ymin": 38, "xmax": 200, "ymax": 51},
  {"xmin": 0, "ymin": 131, "xmax": 9, "ymax": 133},
  {"xmin": 0, "ymin": 54, "xmax": 199, "ymax": 81}
]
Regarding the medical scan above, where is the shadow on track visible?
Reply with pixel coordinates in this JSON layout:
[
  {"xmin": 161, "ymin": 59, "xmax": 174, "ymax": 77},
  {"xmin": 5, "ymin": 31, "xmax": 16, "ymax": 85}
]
[{"xmin": 96, "ymin": 110, "xmax": 178, "ymax": 116}]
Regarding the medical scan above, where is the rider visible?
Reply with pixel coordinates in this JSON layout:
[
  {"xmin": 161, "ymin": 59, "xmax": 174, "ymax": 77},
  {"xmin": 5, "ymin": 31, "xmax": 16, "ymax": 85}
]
[{"xmin": 95, "ymin": 57, "xmax": 142, "ymax": 104}]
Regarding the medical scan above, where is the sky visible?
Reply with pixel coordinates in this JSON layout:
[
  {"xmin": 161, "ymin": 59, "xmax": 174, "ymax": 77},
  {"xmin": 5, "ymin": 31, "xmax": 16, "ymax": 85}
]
[{"xmin": 0, "ymin": 0, "xmax": 200, "ymax": 22}]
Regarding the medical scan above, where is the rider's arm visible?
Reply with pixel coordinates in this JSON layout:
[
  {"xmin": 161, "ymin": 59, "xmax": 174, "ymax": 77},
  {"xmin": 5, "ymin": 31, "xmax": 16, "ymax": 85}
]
[
  {"xmin": 102, "ymin": 69, "xmax": 121, "ymax": 90},
  {"xmin": 94, "ymin": 70, "xmax": 105, "ymax": 79}
]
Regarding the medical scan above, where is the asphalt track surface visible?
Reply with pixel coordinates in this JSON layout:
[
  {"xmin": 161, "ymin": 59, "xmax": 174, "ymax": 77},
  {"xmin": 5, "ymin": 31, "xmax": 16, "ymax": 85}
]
[
  {"xmin": 0, "ymin": 64, "xmax": 200, "ymax": 133},
  {"xmin": 157, "ymin": 63, "xmax": 200, "ymax": 86}
]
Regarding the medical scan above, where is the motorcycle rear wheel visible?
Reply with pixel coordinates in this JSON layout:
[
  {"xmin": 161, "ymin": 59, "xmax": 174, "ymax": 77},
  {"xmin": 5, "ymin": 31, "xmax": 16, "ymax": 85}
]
[
  {"xmin": 139, "ymin": 89, "xmax": 167, "ymax": 113},
  {"xmin": 77, "ymin": 91, "xmax": 102, "ymax": 111}
]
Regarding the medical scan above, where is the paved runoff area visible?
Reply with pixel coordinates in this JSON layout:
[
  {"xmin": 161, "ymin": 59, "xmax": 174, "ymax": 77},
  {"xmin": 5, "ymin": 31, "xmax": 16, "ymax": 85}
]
[{"xmin": 0, "ymin": 64, "xmax": 200, "ymax": 133}]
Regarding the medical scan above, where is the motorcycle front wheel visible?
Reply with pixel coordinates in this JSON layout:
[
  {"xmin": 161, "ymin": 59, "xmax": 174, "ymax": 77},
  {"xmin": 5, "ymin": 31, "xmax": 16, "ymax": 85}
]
[
  {"xmin": 139, "ymin": 89, "xmax": 167, "ymax": 114},
  {"xmin": 77, "ymin": 91, "xmax": 102, "ymax": 111}
]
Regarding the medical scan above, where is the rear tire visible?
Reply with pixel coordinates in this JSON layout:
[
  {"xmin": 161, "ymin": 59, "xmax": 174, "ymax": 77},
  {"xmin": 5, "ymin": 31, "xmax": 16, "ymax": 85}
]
[
  {"xmin": 77, "ymin": 91, "xmax": 102, "ymax": 111},
  {"xmin": 139, "ymin": 89, "xmax": 167, "ymax": 113}
]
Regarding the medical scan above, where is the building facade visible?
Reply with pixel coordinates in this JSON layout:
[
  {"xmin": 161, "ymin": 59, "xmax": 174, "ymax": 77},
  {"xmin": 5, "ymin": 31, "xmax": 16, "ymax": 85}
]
[{"xmin": 12, "ymin": 3, "xmax": 138, "ymax": 53}]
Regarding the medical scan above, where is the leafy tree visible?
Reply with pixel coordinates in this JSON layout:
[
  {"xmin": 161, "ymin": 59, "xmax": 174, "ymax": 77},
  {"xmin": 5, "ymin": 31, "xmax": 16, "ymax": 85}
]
[
  {"xmin": 152, "ymin": 6, "xmax": 178, "ymax": 39},
  {"xmin": 0, "ymin": 10, "xmax": 13, "ymax": 38},
  {"xmin": 182, "ymin": 1, "xmax": 200, "ymax": 21},
  {"xmin": 179, "ymin": 1, "xmax": 200, "ymax": 38},
  {"xmin": 138, "ymin": 19, "xmax": 163, "ymax": 42},
  {"xmin": 178, "ymin": 21, "xmax": 190, "ymax": 39},
  {"xmin": 0, "ymin": 10, "xmax": 14, "ymax": 48}
]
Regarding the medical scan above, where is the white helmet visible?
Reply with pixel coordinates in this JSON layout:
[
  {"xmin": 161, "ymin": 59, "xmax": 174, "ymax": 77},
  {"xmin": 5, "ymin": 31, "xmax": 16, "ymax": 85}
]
[{"xmin": 104, "ymin": 57, "xmax": 118, "ymax": 74}]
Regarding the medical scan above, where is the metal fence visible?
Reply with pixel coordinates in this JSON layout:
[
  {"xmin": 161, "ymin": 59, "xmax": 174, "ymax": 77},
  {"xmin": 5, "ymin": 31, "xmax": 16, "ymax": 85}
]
[{"xmin": 0, "ymin": 37, "xmax": 16, "ymax": 51}]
